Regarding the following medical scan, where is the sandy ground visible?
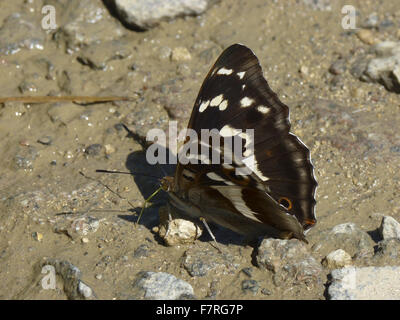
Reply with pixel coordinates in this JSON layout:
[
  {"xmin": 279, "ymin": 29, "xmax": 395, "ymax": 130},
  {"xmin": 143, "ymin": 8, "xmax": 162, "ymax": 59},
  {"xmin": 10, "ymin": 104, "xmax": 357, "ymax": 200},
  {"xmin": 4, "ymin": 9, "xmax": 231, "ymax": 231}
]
[{"xmin": 0, "ymin": 0, "xmax": 399, "ymax": 299}]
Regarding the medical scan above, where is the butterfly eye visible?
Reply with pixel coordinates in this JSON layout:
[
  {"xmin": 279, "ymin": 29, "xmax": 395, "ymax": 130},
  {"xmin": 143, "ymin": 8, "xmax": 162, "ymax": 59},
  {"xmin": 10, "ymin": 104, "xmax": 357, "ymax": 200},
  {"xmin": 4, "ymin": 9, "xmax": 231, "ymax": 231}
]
[{"xmin": 278, "ymin": 197, "xmax": 292, "ymax": 210}]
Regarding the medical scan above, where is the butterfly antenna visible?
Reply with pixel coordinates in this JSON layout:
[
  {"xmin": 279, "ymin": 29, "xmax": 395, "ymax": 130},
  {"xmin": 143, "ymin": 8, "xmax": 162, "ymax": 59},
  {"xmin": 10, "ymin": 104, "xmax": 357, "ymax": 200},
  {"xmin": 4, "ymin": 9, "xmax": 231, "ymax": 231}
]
[
  {"xmin": 79, "ymin": 171, "xmax": 137, "ymax": 209},
  {"xmin": 95, "ymin": 170, "xmax": 166, "ymax": 225},
  {"xmin": 95, "ymin": 169, "xmax": 160, "ymax": 180}
]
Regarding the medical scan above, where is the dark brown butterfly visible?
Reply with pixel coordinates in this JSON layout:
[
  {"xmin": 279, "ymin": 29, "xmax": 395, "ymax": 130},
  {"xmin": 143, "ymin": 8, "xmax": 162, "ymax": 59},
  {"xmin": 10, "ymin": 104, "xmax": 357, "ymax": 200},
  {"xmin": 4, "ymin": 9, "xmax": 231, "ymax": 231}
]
[{"xmin": 157, "ymin": 44, "xmax": 317, "ymax": 242}]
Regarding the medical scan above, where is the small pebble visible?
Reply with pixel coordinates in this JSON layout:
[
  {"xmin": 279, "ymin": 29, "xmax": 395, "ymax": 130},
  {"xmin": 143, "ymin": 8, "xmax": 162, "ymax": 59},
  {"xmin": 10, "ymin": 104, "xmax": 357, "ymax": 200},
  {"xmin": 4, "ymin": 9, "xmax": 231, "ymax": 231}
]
[
  {"xmin": 356, "ymin": 29, "xmax": 376, "ymax": 45},
  {"xmin": 329, "ymin": 59, "xmax": 346, "ymax": 75},
  {"xmin": 95, "ymin": 274, "xmax": 102, "ymax": 280},
  {"xmin": 78, "ymin": 281, "xmax": 93, "ymax": 299},
  {"xmin": 19, "ymin": 139, "xmax": 30, "ymax": 146},
  {"xmin": 299, "ymin": 65, "xmax": 309, "ymax": 75},
  {"xmin": 322, "ymin": 249, "xmax": 352, "ymax": 269},
  {"xmin": 351, "ymin": 87, "xmax": 364, "ymax": 98},
  {"xmin": 81, "ymin": 237, "xmax": 89, "ymax": 244},
  {"xmin": 64, "ymin": 150, "xmax": 74, "ymax": 159},
  {"xmin": 158, "ymin": 207, "xmax": 203, "ymax": 245},
  {"xmin": 330, "ymin": 75, "xmax": 344, "ymax": 89},
  {"xmin": 171, "ymin": 47, "xmax": 191, "ymax": 62},
  {"xmin": 261, "ymin": 288, "xmax": 272, "ymax": 295},
  {"xmin": 241, "ymin": 267, "xmax": 253, "ymax": 277},
  {"xmin": 133, "ymin": 244, "xmax": 150, "ymax": 258},
  {"xmin": 379, "ymin": 20, "xmax": 394, "ymax": 28},
  {"xmin": 176, "ymin": 63, "xmax": 191, "ymax": 76},
  {"xmin": 129, "ymin": 63, "xmax": 139, "ymax": 71},
  {"xmin": 85, "ymin": 144, "xmax": 103, "ymax": 156},
  {"xmin": 241, "ymin": 280, "xmax": 259, "ymax": 294},
  {"xmin": 32, "ymin": 232, "xmax": 43, "ymax": 242},
  {"xmin": 104, "ymin": 144, "xmax": 115, "ymax": 155},
  {"xmin": 18, "ymin": 81, "xmax": 37, "ymax": 93},
  {"xmin": 158, "ymin": 46, "xmax": 172, "ymax": 60},
  {"xmin": 37, "ymin": 136, "xmax": 52, "ymax": 145},
  {"xmin": 362, "ymin": 12, "xmax": 379, "ymax": 29},
  {"xmin": 114, "ymin": 123, "xmax": 124, "ymax": 131}
]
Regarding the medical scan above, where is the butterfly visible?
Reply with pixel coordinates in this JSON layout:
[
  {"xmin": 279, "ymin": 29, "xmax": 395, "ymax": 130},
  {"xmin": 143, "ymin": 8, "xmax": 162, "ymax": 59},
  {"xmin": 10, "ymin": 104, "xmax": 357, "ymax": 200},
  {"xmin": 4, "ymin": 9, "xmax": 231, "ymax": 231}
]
[{"xmin": 154, "ymin": 44, "xmax": 317, "ymax": 243}]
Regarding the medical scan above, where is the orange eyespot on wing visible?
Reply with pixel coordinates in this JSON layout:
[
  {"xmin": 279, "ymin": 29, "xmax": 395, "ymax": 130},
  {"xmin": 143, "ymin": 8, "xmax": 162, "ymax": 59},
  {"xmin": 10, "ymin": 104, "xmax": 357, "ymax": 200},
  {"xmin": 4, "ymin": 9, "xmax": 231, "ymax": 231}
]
[
  {"xmin": 278, "ymin": 197, "xmax": 292, "ymax": 210},
  {"xmin": 303, "ymin": 218, "xmax": 316, "ymax": 227},
  {"xmin": 265, "ymin": 150, "xmax": 273, "ymax": 157}
]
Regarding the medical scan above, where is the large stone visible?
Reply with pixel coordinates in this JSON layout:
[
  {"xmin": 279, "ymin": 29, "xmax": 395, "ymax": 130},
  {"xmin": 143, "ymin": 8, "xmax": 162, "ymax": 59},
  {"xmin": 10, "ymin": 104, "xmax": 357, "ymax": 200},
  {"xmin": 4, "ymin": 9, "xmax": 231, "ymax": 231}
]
[
  {"xmin": 371, "ymin": 238, "xmax": 400, "ymax": 266},
  {"xmin": 328, "ymin": 266, "xmax": 400, "ymax": 300},
  {"xmin": 133, "ymin": 271, "xmax": 194, "ymax": 300},
  {"xmin": 363, "ymin": 41, "xmax": 400, "ymax": 93},
  {"xmin": 39, "ymin": 259, "xmax": 96, "ymax": 300},
  {"xmin": 182, "ymin": 245, "xmax": 239, "ymax": 277},
  {"xmin": 310, "ymin": 223, "xmax": 375, "ymax": 260},
  {"xmin": 77, "ymin": 40, "xmax": 132, "ymax": 70},
  {"xmin": 113, "ymin": 0, "xmax": 210, "ymax": 30},
  {"xmin": 0, "ymin": 13, "xmax": 46, "ymax": 55},
  {"xmin": 256, "ymin": 238, "xmax": 323, "ymax": 287},
  {"xmin": 54, "ymin": 215, "xmax": 101, "ymax": 240},
  {"xmin": 322, "ymin": 249, "xmax": 352, "ymax": 269},
  {"xmin": 46, "ymin": 0, "xmax": 126, "ymax": 51},
  {"xmin": 378, "ymin": 216, "xmax": 400, "ymax": 240}
]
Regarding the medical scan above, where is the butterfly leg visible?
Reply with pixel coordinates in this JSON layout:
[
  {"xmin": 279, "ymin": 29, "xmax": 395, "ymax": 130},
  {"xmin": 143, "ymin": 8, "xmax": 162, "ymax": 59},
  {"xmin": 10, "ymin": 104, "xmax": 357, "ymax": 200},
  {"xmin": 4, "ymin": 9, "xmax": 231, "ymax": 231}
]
[
  {"xmin": 278, "ymin": 230, "xmax": 308, "ymax": 244},
  {"xmin": 199, "ymin": 217, "xmax": 223, "ymax": 253},
  {"xmin": 279, "ymin": 231, "xmax": 294, "ymax": 239},
  {"xmin": 163, "ymin": 203, "xmax": 175, "ymax": 239}
]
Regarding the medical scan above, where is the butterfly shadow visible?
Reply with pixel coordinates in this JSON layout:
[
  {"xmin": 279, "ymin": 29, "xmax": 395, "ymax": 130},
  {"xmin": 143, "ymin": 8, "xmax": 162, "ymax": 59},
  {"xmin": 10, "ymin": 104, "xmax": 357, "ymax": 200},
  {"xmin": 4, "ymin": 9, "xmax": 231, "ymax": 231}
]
[
  {"xmin": 116, "ymin": 148, "xmax": 172, "ymax": 231},
  {"xmin": 116, "ymin": 145, "xmax": 249, "ymax": 247}
]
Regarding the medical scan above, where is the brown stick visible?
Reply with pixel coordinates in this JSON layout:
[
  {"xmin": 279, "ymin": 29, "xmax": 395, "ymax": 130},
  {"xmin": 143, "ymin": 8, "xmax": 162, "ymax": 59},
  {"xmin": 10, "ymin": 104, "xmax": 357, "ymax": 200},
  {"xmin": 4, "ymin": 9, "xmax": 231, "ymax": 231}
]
[{"xmin": 0, "ymin": 96, "xmax": 133, "ymax": 104}]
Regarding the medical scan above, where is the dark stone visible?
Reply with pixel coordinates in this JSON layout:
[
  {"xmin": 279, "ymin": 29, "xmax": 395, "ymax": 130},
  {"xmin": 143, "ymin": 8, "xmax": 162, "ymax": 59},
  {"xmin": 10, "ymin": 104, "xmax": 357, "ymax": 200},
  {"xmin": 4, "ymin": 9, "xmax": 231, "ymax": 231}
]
[
  {"xmin": 14, "ymin": 146, "xmax": 38, "ymax": 170},
  {"xmin": 390, "ymin": 146, "xmax": 400, "ymax": 153},
  {"xmin": 133, "ymin": 244, "xmax": 150, "ymax": 258},
  {"xmin": 241, "ymin": 267, "xmax": 253, "ymax": 277},
  {"xmin": 182, "ymin": 245, "xmax": 239, "ymax": 277},
  {"xmin": 256, "ymin": 238, "xmax": 323, "ymax": 288},
  {"xmin": 241, "ymin": 280, "xmax": 259, "ymax": 294},
  {"xmin": 37, "ymin": 136, "xmax": 53, "ymax": 146},
  {"xmin": 329, "ymin": 59, "xmax": 347, "ymax": 75},
  {"xmin": 371, "ymin": 238, "xmax": 400, "ymax": 265},
  {"xmin": 261, "ymin": 288, "xmax": 272, "ymax": 295},
  {"xmin": 85, "ymin": 144, "xmax": 103, "ymax": 156}
]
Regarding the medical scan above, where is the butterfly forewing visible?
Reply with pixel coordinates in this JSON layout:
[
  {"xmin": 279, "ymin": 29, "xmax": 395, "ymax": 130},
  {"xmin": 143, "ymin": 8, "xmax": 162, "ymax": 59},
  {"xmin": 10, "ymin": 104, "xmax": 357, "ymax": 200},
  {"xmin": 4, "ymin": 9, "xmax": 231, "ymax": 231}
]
[
  {"xmin": 188, "ymin": 44, "xmax": 290, "ymax": 135},
  {"xmin": 173, "ymin": 44, "xmax": 317, "ymax": 239}
]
